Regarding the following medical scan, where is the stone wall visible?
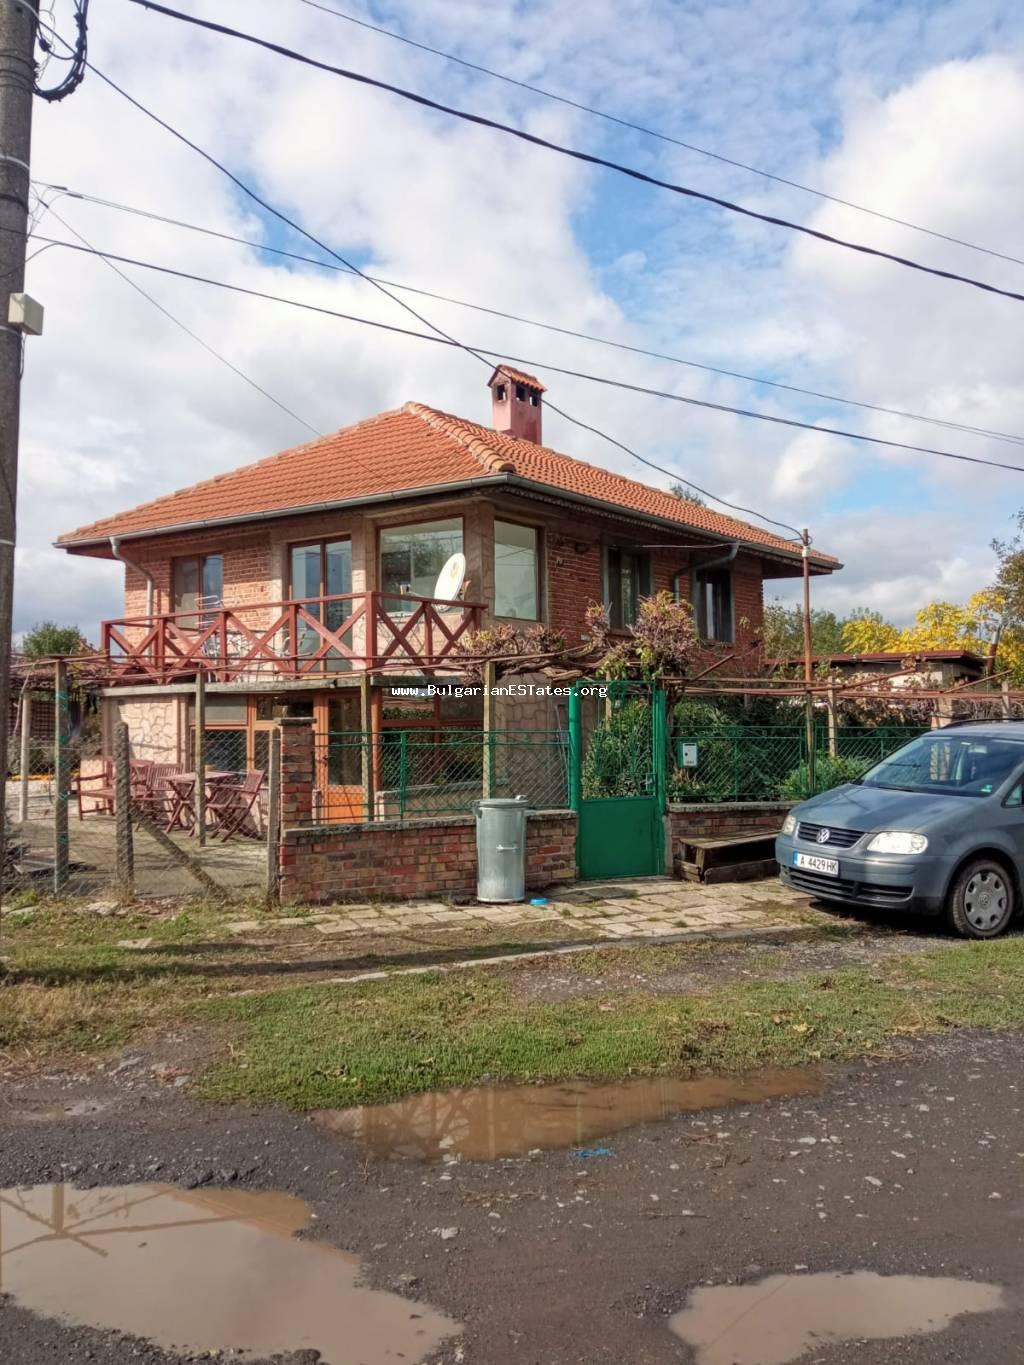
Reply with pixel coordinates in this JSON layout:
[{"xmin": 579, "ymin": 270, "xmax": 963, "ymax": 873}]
[
  {"xmin": 111, "ymin": 695, "xmax": 183, "ymax": 764},
  {"xmin": 279, "ymin": 810, "xmax": 577, "ymax": 904}
]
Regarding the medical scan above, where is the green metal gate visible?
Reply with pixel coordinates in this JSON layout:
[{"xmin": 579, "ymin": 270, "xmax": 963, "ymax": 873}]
[{"xmin": 569, "ymin": 680, "xmax": 666, "ymax": 880}]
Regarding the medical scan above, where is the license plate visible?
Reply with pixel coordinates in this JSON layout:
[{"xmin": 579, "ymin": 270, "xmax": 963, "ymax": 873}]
[{"xmin": 793, "ymin": 851, "xmax": 839, "ymax": 877}]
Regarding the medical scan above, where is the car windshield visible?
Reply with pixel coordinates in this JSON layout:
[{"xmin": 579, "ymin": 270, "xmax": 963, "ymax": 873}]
[{"xmin": 858, "ymin": 732, "xmax": 1024, "ymax": 798}]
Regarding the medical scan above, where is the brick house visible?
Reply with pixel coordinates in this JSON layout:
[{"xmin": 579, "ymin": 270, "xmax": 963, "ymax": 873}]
[{"xmin": 56, "ymin": 368, "xmax": 839, "ymax": 819}]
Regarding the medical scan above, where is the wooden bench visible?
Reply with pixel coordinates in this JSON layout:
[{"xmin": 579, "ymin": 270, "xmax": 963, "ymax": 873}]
[{"xmin": 675, "ymin": 829, "xmax": 782, "ymax": 884}]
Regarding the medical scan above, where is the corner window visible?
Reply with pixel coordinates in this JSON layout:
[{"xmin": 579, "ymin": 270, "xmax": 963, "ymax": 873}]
[
  {"xmin": 380, "ymin": 518, "xmax": 463, "ymax": 609},
  {"xmin": 695, "ymin": 567, "xmax": 733, "ymax": 643},
  {"xmin": 604, "ymin": 547, "xmax": 650, "ymax": 629},
  {"xmin": 494, "ymin": 520, "xmax": 539, "ymax": 619},
  {"xmin": 173, "ymin": 553, "xmax": 223, "ymax": 625}
]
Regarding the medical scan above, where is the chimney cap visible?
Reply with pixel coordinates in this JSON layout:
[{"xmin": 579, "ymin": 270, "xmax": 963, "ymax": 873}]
[{"xmin": 487, "ymin": 364, "xmax": 546, "ymax": 394}]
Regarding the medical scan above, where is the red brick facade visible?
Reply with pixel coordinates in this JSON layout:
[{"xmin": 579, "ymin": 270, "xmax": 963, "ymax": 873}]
[{"xmin": 113, "ymin": 493, "xmax": 766, "ymax": 661}]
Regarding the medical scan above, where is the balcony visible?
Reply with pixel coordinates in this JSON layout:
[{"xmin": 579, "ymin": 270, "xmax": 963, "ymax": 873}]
[{"xmin": 100, "ymin": 591, "xmax": 485, "ymax": 686}]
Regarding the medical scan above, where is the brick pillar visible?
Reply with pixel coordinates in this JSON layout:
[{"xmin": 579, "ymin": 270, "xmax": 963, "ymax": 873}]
[{"xmin": 278, "ymin": 717, "xmax": 315, "ymax": 826}]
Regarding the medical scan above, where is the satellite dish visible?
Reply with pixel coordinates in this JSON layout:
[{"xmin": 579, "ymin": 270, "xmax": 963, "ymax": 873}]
[{"xmin": 433, "ymin": 552, "xmax": 466, "ymax": 602}]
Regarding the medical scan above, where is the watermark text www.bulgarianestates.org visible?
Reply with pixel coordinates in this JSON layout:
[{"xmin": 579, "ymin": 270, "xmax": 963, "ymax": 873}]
[{"xmin": 390, "ymin": 683, "xmax": 609, "ymax": 698}]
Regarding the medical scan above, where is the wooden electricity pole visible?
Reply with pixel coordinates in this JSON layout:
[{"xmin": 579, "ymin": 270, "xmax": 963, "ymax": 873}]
[{"xmin": 0, "ymin": 0, "xmax": 39, "ymax": 897}]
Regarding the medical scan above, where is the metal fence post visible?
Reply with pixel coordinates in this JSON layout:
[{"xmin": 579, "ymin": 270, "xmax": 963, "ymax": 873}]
[
  {"xmin": 482, "ymin": 659, "xmax": 496, "ymax": 799},
  {"xmin": 114, "ymin": 720, "xmax": 134, "ymax": 900},
  {"xmin": 567, "ymin": 683, "xmax": 581, "ymax": 810},
  {"xmin": 398, "ymin": 729, "xmax": 408, "ymax": 817},
  {"xmin": 359, "ymin": 673, "xmax": 374, "ymax": 821},
  {"xmin": 827, "ymin": 681, "xmax": 838, "ymax": 758},
  {"xmin": 265, "ymin": 726, "xmax": 280, "ymax": 905},
  {"xmin": 18, "ymin": 687, "xmax": 29, "ymax": 822},
  {"xmin": 805, "ymin": 692, "xmax": 816, "ymax": 794},
  {"xmin": 53, "ymin": 660, "xmax": 70, "ymax": 895},
  {"xmin": 194, "ymin": 669, "xmax": 206, "ymax": 846}
]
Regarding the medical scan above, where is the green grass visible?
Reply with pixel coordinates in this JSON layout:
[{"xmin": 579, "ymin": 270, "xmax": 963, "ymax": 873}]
[
  {"xmin": 198, "ymin": 935, "xmax": 1024, "ymax": 1109},
  {"xmin": 10, "ymin": 899, "xmax": 1024, "ymax": 1111}
]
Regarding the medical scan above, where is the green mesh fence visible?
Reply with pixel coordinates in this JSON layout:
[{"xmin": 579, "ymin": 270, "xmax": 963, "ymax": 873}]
[
  {"xmin": 667, "ymin": 725, "xmax": 926, "ymax": 803},
  {"xmin": 318, "ymin": 729, "xmax": 569, "ymax": 822}
]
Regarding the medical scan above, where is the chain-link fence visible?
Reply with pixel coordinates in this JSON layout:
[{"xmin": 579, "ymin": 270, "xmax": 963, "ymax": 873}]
[
  {"xmin": 3, "ymin": 683, "xmax": 273, "ymax": 905},
  {"xmin": 668, "ymin": 724, "xmax": 926, "ymax": 802},
  {"xmin": 309, "ymin": 728, "xmax": 570, "ymax": 824}
]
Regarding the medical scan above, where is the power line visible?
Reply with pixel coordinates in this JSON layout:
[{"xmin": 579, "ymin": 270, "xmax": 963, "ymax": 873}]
[
  {"xmin": 35, "ymin": 0, "xmax": 89, "ymax": 101},
  {"xmin": 74, "ymin": 51, "xmax": 805, "ymax": 541},
  {"xmin": 293, "ymin": 0, "xmax": 1024, "ymax": 272},
  {"xmin": 18, "ymin": 228, "xmax": 1024, "ymax": 479},
  {"xmin": 34, "ymin": 181, "xmax": 1024, "ymax": 450},
  {"xmin": 124, "ymin": 0, "xmax": 1024, "ymax": 307},
  {"xmin": 42, "ymin": 200, "xmax": 322, "ymax": 437}
]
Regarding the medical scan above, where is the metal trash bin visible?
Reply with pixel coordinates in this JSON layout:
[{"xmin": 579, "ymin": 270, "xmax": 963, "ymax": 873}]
[{"xmin": 474, "ymin": 796, "xmax": 530, "ymax": 903}]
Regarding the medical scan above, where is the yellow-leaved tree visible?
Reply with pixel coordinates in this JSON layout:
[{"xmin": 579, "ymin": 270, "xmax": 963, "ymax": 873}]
[{"xmin": 840, "ymin": 608, "xmax": 902, "ymax": 654}]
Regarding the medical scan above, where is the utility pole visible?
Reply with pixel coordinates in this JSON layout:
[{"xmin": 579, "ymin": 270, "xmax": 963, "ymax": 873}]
[
  {"xmin": 0, "ymin": 0, "xmax": 38, "ymax": 898},
  {"xmin": 801, "ymin": 528, "xmax": 816, "ymax": 792}
]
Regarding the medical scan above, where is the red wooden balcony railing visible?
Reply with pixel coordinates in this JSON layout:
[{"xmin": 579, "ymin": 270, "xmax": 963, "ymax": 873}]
[{"xmin": 100, "ymin": 591, "xmax": 485, "ymax": 684}]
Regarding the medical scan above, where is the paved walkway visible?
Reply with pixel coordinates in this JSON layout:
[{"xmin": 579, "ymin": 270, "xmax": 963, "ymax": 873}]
[{"xmin": 227, "ymin": 878, "xmax": 811, "ymax": 944}]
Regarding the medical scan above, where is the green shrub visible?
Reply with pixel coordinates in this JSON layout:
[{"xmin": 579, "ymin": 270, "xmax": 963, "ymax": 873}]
[
  {"xmin": 779, "ymin": 754, "xmax": 871, "ymax": 800},
  {"xmin": 581, "ymin": 700, "xmax": 653, "ymax": 799}
]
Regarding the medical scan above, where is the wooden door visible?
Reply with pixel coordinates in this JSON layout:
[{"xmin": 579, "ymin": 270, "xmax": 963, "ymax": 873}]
[{"xmin": 314, "ymin": 691, "xmax": 365, "ymax": 821}]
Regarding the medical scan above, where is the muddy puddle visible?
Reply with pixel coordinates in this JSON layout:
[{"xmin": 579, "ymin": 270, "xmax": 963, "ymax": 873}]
[
  {"xmin": 0, "ymin": 1182, "xmax": 459, "ymax": 1362},
  {"xmin": 670, "ymin": 1270, "xmax": 1005, "ymax": 1365},
  {"xmin": 316, "ymin": 1067, "xmax": 821, "ymax": 1161}
]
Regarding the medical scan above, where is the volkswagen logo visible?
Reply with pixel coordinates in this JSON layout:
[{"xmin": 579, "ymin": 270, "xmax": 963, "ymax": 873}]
[{"xmin": 816, "ymin": 827, "xmax": 832, "ymax": 845}]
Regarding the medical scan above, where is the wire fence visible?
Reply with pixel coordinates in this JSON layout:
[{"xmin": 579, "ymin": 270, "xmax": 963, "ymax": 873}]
[
  {"xmin": 0, "ymin": 678, "xmax": 939, "ymax": 909},
  {"xmin": 3, "ymin": 688, "xmax": 273, "ymax": 906},
  {"xmin": 310, "ymin": 728, "xmax": 570, "ymax": 824},
  {"xmin": 667, "ymin": 725, "xmax": 926, "ymax": 802}
]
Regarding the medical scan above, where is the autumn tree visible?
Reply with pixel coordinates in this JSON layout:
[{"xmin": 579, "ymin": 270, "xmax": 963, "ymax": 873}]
[{"xmin": 840, "ymin": 608, "xmax": 901, "ymax": 654}]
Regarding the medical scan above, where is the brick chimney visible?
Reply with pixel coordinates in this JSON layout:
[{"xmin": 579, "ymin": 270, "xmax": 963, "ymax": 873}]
[{"xmin": 488, "ymin": 366, "xmax": 545, "ymax": 444}]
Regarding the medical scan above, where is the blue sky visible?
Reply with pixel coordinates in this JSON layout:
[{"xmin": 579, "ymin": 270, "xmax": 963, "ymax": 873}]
[{"xmin": 17, "ymin": 0, "xmax": 1024, "ymax": 636}]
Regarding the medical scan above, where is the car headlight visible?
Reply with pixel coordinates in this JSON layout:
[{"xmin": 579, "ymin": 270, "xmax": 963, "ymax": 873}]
[
  {"xmin": 866, "ymin": 831, "xmax": 928, "ymax": 855},
  {"xmin": 781, "ymin": 813, "xmax": 797, "ymax": 835}
]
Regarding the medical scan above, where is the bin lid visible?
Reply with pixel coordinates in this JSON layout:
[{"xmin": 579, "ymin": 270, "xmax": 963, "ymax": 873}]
[{"xmin": 476, "ymin": 797, "xmax": 529, "ymax": 808}]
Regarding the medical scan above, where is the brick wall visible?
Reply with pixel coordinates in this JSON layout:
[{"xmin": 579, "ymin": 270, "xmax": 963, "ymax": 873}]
[
  {"xmin": 279, "ymin": 717, "xmax": 315, "ymax": 825},
  {"xmin": 109, "ymin": 489, "xmax": 768, "ymax": 669},
  {"xmin": 669, "ymin": 801, "xmax": 794, "ymax": 845},
  {"xmin": 278, "ymin": 810, "xmax": 577, "ymax": 904}
]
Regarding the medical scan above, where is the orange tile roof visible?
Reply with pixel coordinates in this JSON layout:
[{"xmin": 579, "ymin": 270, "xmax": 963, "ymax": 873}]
[{"xmin": 56, "ymin": 401, "xmax": 838, "ymax": 568}]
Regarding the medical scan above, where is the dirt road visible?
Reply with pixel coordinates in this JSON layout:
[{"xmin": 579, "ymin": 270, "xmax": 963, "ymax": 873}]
[{"xmin": 2, "ymin": 1026, "xmax": 1023, "ymax": 1363}]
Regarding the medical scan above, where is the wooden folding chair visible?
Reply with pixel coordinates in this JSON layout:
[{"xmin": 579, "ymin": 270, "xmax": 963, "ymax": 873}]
[
  {"xmin": 73, "ymin": 758, "xmax": 115, "ymax": 820},
  {"xmin": 129, "ymin": 759, "xmax": 154, "ymax": 805},
  {"xmin": 139, "ymin": 763, "xmax": 184, "ymax": 825},
  {"xmin": 207, "ymin": 768, "xmax": 265, "ymax": 841}
]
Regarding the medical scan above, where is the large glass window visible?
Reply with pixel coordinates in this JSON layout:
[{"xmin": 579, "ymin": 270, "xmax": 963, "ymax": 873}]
[
  {"xmin": 695, "ymin": 567, "xmax": 733, "ymax": 643},
  {"xmin": 173, "ymin": 554, "xmax": 223, "ymax": 626},
  {"xmin": 380, "ymin": 518, "xmax": 463, "ymax": 609},
  {"xmin": 604, "ymin": 547, "xmax": 649, "ymax": 629},
  {"xmin": 290, "ymin": 539, "xmax": 352, "ymax": 667},
  {"xmin": 495, "ymin": 520, "xmax": 539, "ymax": 619}
]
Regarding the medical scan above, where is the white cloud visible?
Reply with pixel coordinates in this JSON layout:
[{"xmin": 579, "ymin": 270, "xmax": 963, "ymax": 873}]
[{"xmin": 14, "ymin": 0, "xmax": 1024, "ymax": 640}]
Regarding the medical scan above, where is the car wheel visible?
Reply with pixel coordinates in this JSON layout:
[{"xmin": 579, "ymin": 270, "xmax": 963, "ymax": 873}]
[{"xmin": 946, "ymin": 859, "xmax": 1014, "ymax": 939}]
